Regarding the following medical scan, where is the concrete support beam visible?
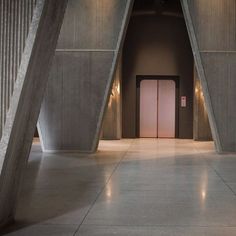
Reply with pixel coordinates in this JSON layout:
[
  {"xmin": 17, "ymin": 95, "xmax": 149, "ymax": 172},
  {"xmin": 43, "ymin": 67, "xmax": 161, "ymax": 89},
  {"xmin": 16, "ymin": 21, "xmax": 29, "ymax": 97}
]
[
  {"xmin": 0, "ymin": 0, "xmax": 67, "ymax": 226},
  {"xmin": 38, "ymin": 0, "xmax": 134, "ymax": 152},
  {"xmin": 181, "ymin": 0, "xmax": 236, "ymax": 152}
]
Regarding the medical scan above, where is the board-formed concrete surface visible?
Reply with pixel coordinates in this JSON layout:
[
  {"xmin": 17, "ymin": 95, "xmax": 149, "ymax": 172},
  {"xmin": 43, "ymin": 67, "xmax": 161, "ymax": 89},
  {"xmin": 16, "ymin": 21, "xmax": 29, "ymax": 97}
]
[
  {"xmin": 0, "ymin": 0, "xmax": 68, "ymax": 227},
  {"xmin": 38, "ymin": 0, "xmax": 134, "ymax": 153},
  {"xmin": 181, "ymin": 0, "xmax": 236, "ymax": 153},
  {"xmin": 0, "ymin": 0, "xmax": 36, "ymax": 139},
  {"xmin": 2, "ymin": 139, "xmax": 236, "ymax": 235}
]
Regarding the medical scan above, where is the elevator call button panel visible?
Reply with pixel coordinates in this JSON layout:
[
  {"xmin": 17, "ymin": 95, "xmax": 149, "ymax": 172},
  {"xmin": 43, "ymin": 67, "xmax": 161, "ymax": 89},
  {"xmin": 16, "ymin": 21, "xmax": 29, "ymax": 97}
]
[{"xmin": 181, "ymin": 96, "xmax": 187, "ymax": 107}]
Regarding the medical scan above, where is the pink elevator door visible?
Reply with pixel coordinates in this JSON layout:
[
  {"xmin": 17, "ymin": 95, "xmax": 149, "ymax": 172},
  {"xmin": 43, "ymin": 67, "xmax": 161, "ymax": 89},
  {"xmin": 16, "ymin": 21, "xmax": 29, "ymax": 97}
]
[
  {"xmin": 140, "ymin": 80, "xmax": 158, "ymax": 137},
  {"xmin": 158, "ymin": 80, "xmax": 175, "ymax": 138},
  {"xmin": 140, "ymin": 79, "xmax": 175, "ymax": 138}
]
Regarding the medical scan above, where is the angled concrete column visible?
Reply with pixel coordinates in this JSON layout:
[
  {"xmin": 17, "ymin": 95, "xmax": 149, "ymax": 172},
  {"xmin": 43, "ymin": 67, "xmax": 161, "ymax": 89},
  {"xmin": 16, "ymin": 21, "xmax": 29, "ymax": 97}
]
[
  {"xmin": 181, "ymin": 0, "xmax": 236, "ymax": 152},
  {"xmin": 0, "ymin": 0, "xmax": 36, "ymax": 139},
  {"xmin": 0, "ymin": 0, "xmax": 68, "ymax": 226},
  {"xmin": 38, "ymin": 0, "xmax": 134, "ymax": 153}
]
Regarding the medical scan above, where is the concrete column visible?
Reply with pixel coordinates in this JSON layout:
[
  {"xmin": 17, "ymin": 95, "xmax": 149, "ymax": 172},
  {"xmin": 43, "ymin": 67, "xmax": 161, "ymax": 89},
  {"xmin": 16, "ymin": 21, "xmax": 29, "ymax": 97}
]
[
  {"xmin": 102, "ymin": 58, "xmax": 122, "ymax": 140},
  {"xmin": 0, "ymin": 0, "xmax": 36, "ymax": 140},
  {"xmin": 181, "ymin": 0, "xmax": 236, "ymax": 152},
  {"xmin": 0, "ymin": 0, "xmax": 68, "ymax": 226},
  {"xmin": 38, "ymin": 0, "xmax": 134, "ymax": 152},
  {"xmin": 193, "ymin": 67, "xmax": 212, "ymax": 141}
]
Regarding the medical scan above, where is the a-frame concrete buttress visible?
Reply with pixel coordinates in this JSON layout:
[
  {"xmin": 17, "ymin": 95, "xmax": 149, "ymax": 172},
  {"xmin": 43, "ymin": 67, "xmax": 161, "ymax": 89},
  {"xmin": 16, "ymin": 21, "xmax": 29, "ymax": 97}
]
[
  {"xmin": 181, "ymin": 0, "xmax": 236, "ymax": 153},
  {"xmin": 38, "ymin": 0, "xmax": 135, "ymax": 153},
  {"xmin": 0, "ymin": 0, "xmax": 68, "ymax": 227}
]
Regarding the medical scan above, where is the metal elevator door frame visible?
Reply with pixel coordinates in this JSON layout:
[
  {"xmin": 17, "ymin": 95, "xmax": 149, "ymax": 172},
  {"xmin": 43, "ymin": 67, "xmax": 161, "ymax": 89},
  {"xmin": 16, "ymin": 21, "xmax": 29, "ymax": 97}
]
[{"xmin": 136, "ymin": 75, "xmax": 179, "ymax": 138}]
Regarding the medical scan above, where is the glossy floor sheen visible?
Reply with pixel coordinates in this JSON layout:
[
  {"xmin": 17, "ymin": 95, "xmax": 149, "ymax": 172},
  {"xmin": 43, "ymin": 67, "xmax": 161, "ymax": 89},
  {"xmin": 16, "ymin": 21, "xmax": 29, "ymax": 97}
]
[{"xmin": 2, "ymin": 139, "xmax": 236, "ymax": 235}]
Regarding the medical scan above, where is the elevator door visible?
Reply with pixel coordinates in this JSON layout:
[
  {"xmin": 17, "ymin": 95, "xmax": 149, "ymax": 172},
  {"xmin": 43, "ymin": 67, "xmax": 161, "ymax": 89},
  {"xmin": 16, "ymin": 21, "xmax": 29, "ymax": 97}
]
[
  {"xmin": 140, "ymin": 80, "xmax": 158, "ymax": 137},
  {"xmin": 140, "ymin": 79, "xmax": 176, "ymax": 138}
]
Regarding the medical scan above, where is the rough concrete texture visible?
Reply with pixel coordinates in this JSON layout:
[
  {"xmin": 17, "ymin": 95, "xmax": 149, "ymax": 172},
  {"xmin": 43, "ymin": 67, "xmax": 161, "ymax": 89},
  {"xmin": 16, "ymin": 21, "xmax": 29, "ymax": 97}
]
[
  {"xmin": 0, "ymin": 0, "xmax": 36, "ymax": 139},
  {"xmin": 38, "ymin": 0, "xmax": 134, "ymax": 153},
  {"xmin": 181, "ymin": 0, "xmax": 236, "ymax": 153},
  {"xmin": 0, "ymin": 0, "xmax": 68, "ymax": 227}
]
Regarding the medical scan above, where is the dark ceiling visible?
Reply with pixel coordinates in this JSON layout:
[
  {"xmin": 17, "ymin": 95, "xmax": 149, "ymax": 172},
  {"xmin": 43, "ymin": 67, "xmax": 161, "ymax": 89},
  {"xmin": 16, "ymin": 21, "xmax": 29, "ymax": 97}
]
[{"xmin": 133, "ymin": 0, "xmax": 182, "ymax": 14}]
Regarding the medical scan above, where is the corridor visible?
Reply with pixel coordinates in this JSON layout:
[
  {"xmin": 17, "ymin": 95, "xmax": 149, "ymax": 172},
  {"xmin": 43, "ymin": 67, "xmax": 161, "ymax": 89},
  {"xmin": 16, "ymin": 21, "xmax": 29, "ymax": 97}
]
[{"xmin": 3, "ymin": 139, "xmax": 236, "ymax": 235}]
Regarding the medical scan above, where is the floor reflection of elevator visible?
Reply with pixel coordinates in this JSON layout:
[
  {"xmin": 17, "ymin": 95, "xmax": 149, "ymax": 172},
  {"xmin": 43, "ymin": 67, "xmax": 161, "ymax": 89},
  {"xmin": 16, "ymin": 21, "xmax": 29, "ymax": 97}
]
[{"xmin": 140, "ymin": 79, "xmax": 176, "ymax": 138}]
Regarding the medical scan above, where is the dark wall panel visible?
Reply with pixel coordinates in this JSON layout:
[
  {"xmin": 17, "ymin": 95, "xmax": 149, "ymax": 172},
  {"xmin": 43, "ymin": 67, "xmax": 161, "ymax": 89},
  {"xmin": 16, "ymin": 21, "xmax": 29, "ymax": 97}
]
[
  {"xmin": 193, "ymin": 67, "xmax": 212, "ymax": 141},
  {"xmin": 102, "ymin": 58, "xmax": 122, "ymax": 140}
]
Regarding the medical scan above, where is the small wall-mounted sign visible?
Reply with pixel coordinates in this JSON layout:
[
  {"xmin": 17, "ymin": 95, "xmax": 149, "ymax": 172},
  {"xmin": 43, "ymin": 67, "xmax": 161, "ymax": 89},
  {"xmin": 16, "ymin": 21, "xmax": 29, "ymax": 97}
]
[{"xmin": 181, "ymin": 96, "xmax": 187, "ymax": 107}]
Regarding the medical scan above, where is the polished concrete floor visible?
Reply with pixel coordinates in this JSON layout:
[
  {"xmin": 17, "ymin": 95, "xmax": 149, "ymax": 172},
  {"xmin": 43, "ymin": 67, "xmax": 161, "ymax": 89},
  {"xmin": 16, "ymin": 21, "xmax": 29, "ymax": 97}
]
[{"xmin": 2, "ymin": 139, "xmax": 236, "ymax": 235}]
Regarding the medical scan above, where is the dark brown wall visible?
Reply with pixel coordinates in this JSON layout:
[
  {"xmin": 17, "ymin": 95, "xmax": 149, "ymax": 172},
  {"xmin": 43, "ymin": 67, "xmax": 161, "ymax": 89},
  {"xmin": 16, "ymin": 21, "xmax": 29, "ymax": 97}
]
[
  {"xmin": 193, "ymin": 67, "xmax": 212, "ymax": 141},
  {"xmin": 102, "ymin": 58, "xmax": 122, "ymax": 140},
  {"xmin": 122, "ymin": 14, "xmax": 194, "ymax": 138}
]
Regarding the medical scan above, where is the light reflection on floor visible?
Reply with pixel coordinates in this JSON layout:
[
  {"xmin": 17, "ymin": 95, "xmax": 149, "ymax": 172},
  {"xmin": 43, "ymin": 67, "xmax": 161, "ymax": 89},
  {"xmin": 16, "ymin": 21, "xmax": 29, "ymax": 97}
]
[{"xmin": 2, "ymin": 139, "xmax": 236, "ymax": 236}]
